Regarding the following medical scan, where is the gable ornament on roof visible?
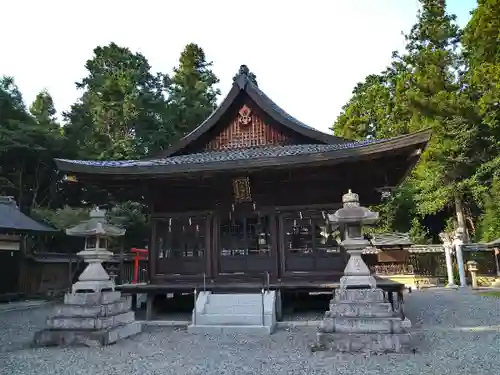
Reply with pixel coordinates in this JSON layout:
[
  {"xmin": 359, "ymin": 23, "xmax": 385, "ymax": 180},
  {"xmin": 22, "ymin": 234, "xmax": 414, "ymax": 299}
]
[
  {"xmin": 233, "ymin": 64, "xmax": 258, "ymax": 86},
  {"xmin": 238, "ymin": 105, "xmax": 252, "ymax": 126}
]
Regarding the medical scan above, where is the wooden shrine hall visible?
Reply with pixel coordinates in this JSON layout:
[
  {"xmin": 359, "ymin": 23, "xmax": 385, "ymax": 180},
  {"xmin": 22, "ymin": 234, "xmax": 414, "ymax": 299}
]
[{"xmin": 55, "ymin": 65, "xmax": 430, "ymax": 294}]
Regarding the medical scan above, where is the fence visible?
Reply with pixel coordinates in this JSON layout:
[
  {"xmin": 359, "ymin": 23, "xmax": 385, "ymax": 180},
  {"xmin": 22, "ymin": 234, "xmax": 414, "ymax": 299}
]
[
  {"xmin": 17, "ymin": 253, "xmax": 149, "ymax": 297},
  {"xmin": 364, "ymin": 245, "xmax": 499, "ymax": 279}
]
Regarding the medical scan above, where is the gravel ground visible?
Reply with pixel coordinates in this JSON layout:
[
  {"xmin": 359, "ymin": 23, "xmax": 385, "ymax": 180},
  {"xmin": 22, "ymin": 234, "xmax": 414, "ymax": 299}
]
[{"xmin": 1, "ymin": 289, "xmax": 499, "ymax": 375}]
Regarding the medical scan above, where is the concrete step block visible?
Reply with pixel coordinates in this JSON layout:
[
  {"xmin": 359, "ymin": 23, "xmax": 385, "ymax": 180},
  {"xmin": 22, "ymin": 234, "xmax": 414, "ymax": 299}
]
[
  {"xmin": 196, "ymin": 313, "xmax": 273, "ymax": 326},
  {"xmin": 203, "ymin": 304, "xmax": 265, "ymax": 315},
  {"xmin": 207, "ymin": 294, "xmax": 266, "ymax": 306},
  {"xmin": 316, "ymin": 332, "xmax": 411, "ymax": 353},
  {"xmin": 46, "ymin": 311, "xmax": 135, "ymax": 330},
  {"xmin": 187, "ymin": 324, "xmax": 273, "ymax": 335}
]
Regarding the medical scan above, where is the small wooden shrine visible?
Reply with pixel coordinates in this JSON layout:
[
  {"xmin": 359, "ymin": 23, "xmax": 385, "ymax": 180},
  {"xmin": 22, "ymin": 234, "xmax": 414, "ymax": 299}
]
[
  {"xmin": 55, "ymin": 65, "xmax": 430, "ymax": 291},
  {"xmin": 0, "ymin": 196, "xmax": 55, "ymax": 297}
]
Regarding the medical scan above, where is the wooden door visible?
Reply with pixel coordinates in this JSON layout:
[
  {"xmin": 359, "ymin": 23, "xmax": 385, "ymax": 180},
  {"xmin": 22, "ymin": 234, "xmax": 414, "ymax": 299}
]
[
  {"xmin": 155, "ymin": 216, "xmax": 208, "ymax": 277},
  {"xmin": 279, "ymin": 213, "xmax": 346, "ymax": 277},
  {"xmin": 216, "ymin": 213, "xmax": 275, "ymax": 279}
]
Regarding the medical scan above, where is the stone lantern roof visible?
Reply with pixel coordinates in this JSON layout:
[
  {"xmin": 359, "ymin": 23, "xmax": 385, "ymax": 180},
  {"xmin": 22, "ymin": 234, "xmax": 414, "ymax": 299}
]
[
  {"xmin": 65, "ymin": 208, "xmax": 125, "ymax": 237},
  {"xmin": 328, "ymin": 190, "xmax": 379, "ymax": 225}
]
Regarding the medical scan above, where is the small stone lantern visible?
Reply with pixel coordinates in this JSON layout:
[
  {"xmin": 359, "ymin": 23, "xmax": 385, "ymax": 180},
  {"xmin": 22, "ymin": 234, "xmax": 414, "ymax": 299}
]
[
  {"xmin": 66, "ymin": 208, "xmax": 126, "ymax": 293},
  {"xmin": 466, "ymin": 260, "xmax": 479, "ymax": 288},
  {"xmin": 328, "ymin": 190, "xmax": 379, "ymax": 289}
]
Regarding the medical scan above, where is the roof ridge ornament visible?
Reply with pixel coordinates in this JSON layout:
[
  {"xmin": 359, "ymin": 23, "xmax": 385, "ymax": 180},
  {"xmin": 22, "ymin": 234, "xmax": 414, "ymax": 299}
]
[{"xmin": 233, "ymin": 64, "xmax": 258, "ymax": 87}]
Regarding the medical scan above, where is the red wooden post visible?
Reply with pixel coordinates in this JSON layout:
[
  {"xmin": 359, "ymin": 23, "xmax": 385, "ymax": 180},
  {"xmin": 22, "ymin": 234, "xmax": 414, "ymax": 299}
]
[{"xmin": 131, "ymin": 248, "xmax": 148, "ymax": 284}]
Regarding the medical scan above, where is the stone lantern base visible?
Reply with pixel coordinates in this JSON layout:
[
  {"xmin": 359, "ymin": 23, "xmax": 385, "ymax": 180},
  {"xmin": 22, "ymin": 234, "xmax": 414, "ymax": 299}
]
[
  {"xmin": 33, "ymin": 291, "xmax": 142, "ymax": 347},
  {"xmin": 316, "ymin": 288, "xmax": 411, "ymax": 353}
]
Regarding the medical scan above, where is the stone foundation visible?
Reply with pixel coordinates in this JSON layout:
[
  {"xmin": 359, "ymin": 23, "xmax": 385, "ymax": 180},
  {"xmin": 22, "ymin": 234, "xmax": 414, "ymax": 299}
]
[
  {"xmin": 34, "ymin": 291, "xmax": 142, "ymax": 347},
  {"xmin": 317, "ymin": 289, "xmax": 411, "ymax": 353}
]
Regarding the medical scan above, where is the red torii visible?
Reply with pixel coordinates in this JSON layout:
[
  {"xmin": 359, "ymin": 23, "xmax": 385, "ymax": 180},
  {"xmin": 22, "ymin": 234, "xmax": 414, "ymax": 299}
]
[{"xmin": 131, "ymin": 247, "xmax": 148, "ymax": 284}]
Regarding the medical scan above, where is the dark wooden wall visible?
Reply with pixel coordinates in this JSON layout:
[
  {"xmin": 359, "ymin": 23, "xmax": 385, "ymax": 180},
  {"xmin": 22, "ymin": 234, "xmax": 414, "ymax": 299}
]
[{"xmin": 150, "ymin": 156, "xmax": 408, "ymax": 214}]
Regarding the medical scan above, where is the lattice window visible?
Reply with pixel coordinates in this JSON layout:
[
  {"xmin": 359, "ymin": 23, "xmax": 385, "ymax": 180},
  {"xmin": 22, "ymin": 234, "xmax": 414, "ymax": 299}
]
[
  {"xmin": 220, "ymin": 216, "xmax": 271, "ymax": 257},
  {"xmin": 284, "ymin": 213, "xmax": 340, "ymax": 254},
  {"xmin": 157, "ymin": 217, "xmax": 205, "ymax": 259}
]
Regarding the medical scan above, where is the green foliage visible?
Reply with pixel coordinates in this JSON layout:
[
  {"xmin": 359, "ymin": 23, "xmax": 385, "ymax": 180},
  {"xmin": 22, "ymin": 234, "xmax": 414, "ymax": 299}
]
[
  {"xmin": 107, "ymin": 201, "xmax": 149, "ymax": 249},
  {"xmin": 62, "ymin": 43, "xmax": 173, "ymax": 160},
  {"xmin": 333, "ymin": 0, "xmax": 488, "ymax": 241},
  {"xmin": 165, "ymin": 43, "xmax": 220, "ymax": 137},
  {"xmin": 476, "ymin": 177, "xmax": 500, "ymax": 242},
  {"xmin": 32, "ymin": 206, "xmax": 90, "ymax": 230},
  {"xmin": 0, "ymin": 77, "xmax": 65, "ymax": 211},
  {"xmin": 0, "ymin": 42, "xmax": 221, "ymax": 252}
]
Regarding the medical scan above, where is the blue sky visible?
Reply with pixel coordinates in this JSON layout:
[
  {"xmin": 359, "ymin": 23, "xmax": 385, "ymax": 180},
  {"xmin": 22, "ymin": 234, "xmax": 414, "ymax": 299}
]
[{"xmin": 1, "ymin": 0, "xmax": 476, "ymax": 133}]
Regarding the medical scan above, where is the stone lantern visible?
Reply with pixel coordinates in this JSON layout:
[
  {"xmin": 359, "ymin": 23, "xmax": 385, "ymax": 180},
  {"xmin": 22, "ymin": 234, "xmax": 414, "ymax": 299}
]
[
  {"xmin": 66, "ymin": 208, "xmax": 125, "ymax": 293},
  {"xmin": 466, "ymin": 260, "xmax": 479, "ymax": 288},
  {"xmin": 34, "ymin": 207, "xmax": 141, "ymax": 347},
  {"xmin": 328, "ymin": 189, "xmax": 379, "ymax": 290},
  {"xmin": 316, "ymin": 190, "xmax": 411, "ymax": 353}
]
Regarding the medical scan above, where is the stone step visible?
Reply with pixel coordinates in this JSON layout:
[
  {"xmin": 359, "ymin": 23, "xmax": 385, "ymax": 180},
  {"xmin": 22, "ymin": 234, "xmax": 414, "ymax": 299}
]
[
  {"xmin": 34, "ymin": 321, "xmax": 142, "ymax": 347},
  {"xmin": 187, "ymin": 324, "xmax": 273, "ymax": 334},
  {"xmin": 319, "ymin": 317, "xmax": 404, "ymax": 334},
  {"xmin": 335, "ymin": 289, "xmax": 385, "ymax": 303},
  {"xmin": 207, "ymin": 294, "xmax": 266, "ymax": 306},
  {"xmin": 326, "ymin": 302, "xmax": 394, "ymax": 318},
  {"xmin": 49, "ymin": 297, "xmax": 131, "ymax": 318},
  {"xmin": 46, "ymin": 311, "xmax": 135, "ymax": 330},
  {"xmin": 196, "ymin": 313, "xmax": 273, "ymax": 326},
  {"xmin": 203, "ymin": 304, "xmax": 265, "ymax": 315},
  {"xmin": 316, "ymin": 331, "xmax": 411, "ymax": 353}
]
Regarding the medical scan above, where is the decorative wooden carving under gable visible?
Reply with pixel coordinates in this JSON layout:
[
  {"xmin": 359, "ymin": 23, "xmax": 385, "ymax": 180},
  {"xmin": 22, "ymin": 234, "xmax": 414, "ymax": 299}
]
[
  {"xmin": 205, "ymin": 104, "xmax": 292, "ymax": 150},
  {"xmin": 232, "ymin": 177, "xmax": 252, "ymax": 203}
]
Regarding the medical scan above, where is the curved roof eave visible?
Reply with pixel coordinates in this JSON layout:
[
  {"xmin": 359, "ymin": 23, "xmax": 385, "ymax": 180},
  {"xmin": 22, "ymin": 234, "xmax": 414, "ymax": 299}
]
[{"xmin": 55, "ymin": 129, "xmax": 432, "ymax": 177}]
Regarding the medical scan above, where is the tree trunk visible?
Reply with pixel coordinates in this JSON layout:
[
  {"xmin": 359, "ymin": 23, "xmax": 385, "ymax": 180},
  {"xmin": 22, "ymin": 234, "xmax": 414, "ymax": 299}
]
[{"xmin": 455, "ymin": 194, "xmax": 469, "ymax": 242}]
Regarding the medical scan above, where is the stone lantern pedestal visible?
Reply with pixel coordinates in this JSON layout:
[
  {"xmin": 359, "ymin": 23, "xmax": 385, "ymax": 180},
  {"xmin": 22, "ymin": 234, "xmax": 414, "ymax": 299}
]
[
  {"xmin": 34, "ymin": 208, "xmax": 142, "ymax": 347},
  {"xmin": 316, "ymin": 190, "xmax": 411, "ymax": 353},
  {"xmin": 467, "ymin": 260, "xmax": 479, "ymax": 288}
]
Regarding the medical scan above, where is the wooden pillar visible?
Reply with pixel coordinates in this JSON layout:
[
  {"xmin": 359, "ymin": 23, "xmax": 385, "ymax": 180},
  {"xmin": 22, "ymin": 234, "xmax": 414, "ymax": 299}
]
[
  {"xmin": 205, "ymin": 215, "xmax": 212, "ymax": 280},
  {"xmin": 145, "ymin": 293, "xmax": 154, "ymax": 321},
  {"xmin": 148, "ymin": 219, "xmax": 157, "ymax": 283},
  {"xmin": 275, "ymin": 288, "xmax": 283, "ymax": 321},
  {"xmin": 270, "ymin": 214, "xmax": 279, "ymax": 282}
]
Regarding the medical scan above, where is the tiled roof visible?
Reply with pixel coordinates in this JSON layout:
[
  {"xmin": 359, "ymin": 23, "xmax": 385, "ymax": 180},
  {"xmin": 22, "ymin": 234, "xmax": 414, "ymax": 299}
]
[
  {"xmin": 0, "ymin": 197, "xmax": 56, "ymax": 232},
  {"xmin": 57, "ymin": 140, "xmax": 382, "ymax": 168},
  {"xmin": 370, "ymin": 232, "xmax": 413, "ymax": 247}
]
